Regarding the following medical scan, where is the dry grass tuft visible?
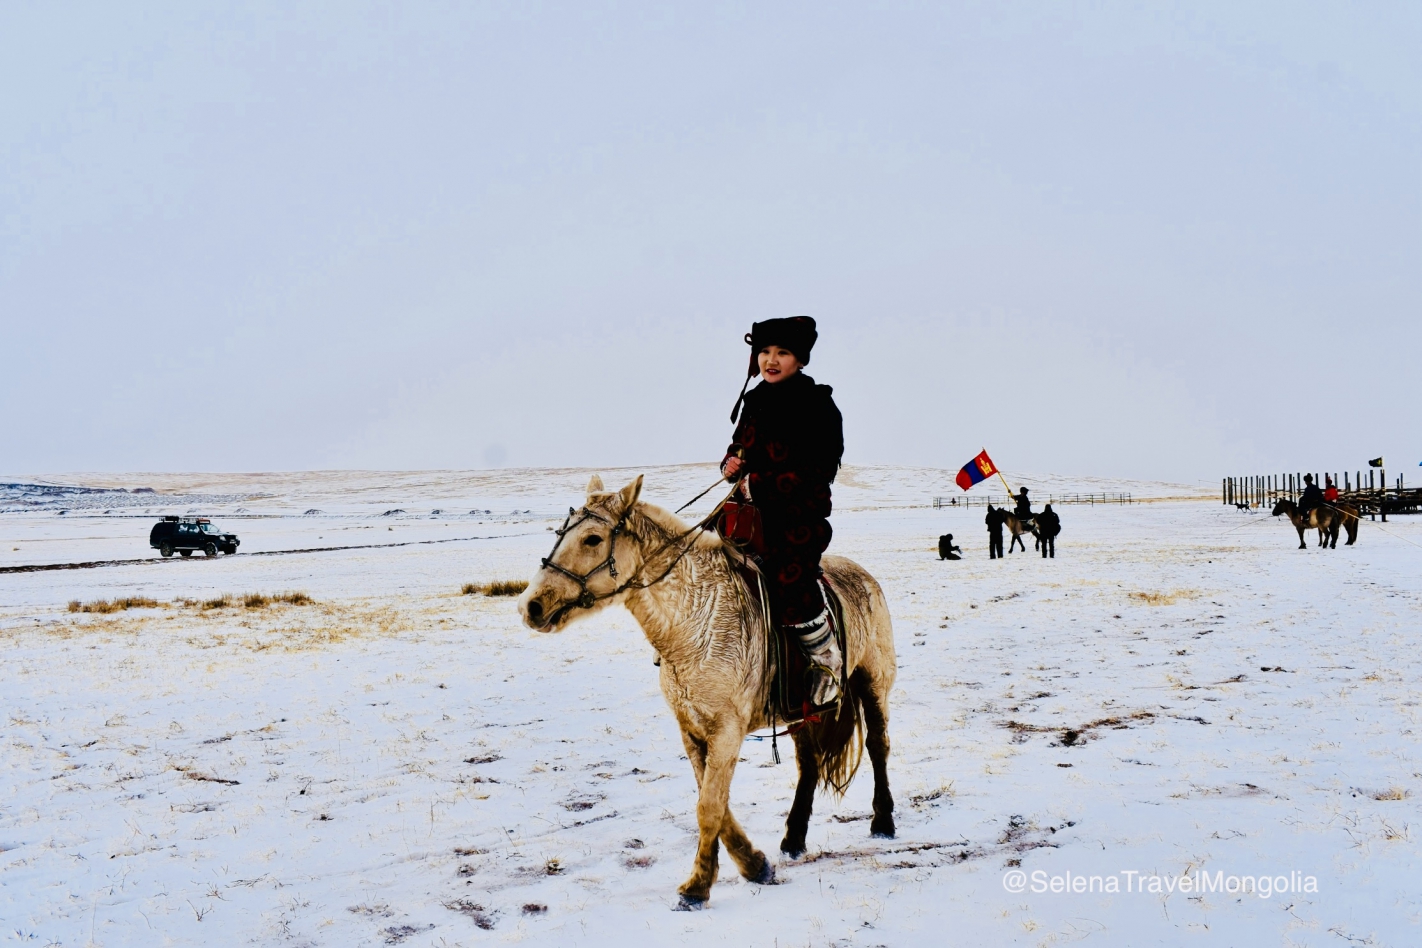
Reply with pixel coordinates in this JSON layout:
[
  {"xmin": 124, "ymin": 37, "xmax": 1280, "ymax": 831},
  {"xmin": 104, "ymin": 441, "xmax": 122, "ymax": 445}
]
[
  {"xmin": 444, "ymin": 899, "xmax": 496, "ymax": 930},
  {"xmin": 67, "ymin": 597, "xmax": 162, "ymax": 614},
  {"xmin": 240, "ymin": 591, "xmax": 313, "ymax": 609},
  {"xmin": 181, "ymin": 592, "xmax": 319, "ymax": 611},
  {"xmin": 39, "ymin": 593, "xmax": 378, "ymax": 651},
  {"xmin": 1002, "ymin": 710, "xmax": 1156, "ymax": 746},
  {"xmin": 1128, "ymin": 589, "xmax": 1198, "ymax": 606},
  {"xmin": 1379, "ymin": 820, "xmax": 1410, "ymax": 842},
  {"xmin": 462, "ymin": 580, "xmax": 528, "ymax": 597},
  {"xmin": 1373, "ymin": 788, "xmax": 1409, "ymax": 801}
]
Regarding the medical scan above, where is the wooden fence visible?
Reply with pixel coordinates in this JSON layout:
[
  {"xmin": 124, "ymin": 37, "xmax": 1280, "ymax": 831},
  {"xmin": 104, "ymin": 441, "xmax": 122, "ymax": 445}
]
[
  {"xmin": 1223, "ymin": 469, "xmax": 1416, "ymax": 520},
  {"xmin": 934, "ymin": 492, "xmax": 1132, "ymax": 509}
]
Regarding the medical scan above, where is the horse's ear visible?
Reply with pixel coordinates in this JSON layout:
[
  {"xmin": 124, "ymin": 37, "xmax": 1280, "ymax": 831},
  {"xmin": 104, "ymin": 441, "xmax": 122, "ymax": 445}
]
[
  {"xmin": 586, "ymin": 474, "xmax": 605, "ymax": 497},
  {"xmin": 616, "ymin": 475, "xmax": 643, "ymax": 512}
]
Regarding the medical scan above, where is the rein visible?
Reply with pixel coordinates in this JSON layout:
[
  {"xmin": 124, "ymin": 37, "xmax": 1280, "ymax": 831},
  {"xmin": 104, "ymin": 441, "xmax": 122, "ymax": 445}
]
[
  {"xmin": 675, "ymin": 474, "xmax": 730, "ymax": 514},
  {"xmin": 537, "ymin": 480, "xmax": 742, "ymax": 627}
]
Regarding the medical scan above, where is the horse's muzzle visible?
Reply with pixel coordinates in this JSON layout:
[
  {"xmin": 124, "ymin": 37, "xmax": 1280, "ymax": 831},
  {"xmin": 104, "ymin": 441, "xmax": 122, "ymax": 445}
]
[{"xmin": 518, "ymin": 587, "xmax": 564, "ymax": 632}]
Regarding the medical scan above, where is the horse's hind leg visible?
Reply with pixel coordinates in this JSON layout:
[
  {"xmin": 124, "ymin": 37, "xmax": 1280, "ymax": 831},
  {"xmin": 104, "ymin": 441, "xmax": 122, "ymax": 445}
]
[
  {"xmin": 780, "ymin": 732, "xmax": 819, "ymax": 858},
  {"xmin": 851, "ymin": 667, "xmax": 895, "ymax": 839}
]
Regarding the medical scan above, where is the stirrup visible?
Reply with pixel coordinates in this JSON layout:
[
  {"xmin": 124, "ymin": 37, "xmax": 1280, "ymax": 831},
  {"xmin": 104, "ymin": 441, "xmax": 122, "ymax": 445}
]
[{"xmin": 805, "ymin": 661, "xmax": 841, "ymax": 710}]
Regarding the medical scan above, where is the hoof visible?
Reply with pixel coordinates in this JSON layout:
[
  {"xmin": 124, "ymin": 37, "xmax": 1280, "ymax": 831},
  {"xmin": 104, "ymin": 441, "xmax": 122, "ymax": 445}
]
[
  {"xmin": 674, "ymin": 895, "xmax": 707, "ymax": 912},
  {"xmin": 870, "ymin": 817, "xmax": 896, "ymax": 839},
  {"xmin": 749, "ymin": 858, "xmax": 778, "ymax": 885},
  {"xmin": 779, "ymin": 837, "xmax": 806, "ymax": 859}
]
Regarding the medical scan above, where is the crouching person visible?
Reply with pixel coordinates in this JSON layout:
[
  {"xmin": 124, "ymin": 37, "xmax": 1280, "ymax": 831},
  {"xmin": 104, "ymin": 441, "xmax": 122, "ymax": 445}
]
[{"xmin": 938, "ymin": 534, "xmax": 962, "ymax": 560}]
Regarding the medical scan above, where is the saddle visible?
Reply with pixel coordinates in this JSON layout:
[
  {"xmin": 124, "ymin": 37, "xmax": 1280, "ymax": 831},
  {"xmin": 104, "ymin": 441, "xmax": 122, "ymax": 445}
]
[{"xmin": 719, "ymin": 543, "xmax": 848, "ymax": 728}]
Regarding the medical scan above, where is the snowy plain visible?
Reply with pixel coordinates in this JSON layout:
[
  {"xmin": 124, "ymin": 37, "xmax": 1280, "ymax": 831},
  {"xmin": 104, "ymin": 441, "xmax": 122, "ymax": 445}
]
[{"xmin": 1, "ymin": 465, "xmax": 1419, "ymax": 947}]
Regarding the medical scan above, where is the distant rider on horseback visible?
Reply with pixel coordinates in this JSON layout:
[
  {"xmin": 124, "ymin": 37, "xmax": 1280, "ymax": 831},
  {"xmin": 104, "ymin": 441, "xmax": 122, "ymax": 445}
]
[
  {"xmin": 723, "ymin": 317, "xmax": 844, "ymax": 707},
  {"xmin": 1298, "ymin": 474, "xmax": 1324, "ymax": 523},
  {"xmin": 1014, "ymin": 486, "xmax": 1033, "ymax": 521}
]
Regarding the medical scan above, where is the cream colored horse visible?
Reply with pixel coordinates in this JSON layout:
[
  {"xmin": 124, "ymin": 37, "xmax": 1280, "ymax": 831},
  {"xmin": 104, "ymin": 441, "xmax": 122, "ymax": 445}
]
[{"xmin": 518, "ymin": 475, "xmax": 898, "ymax": 909}]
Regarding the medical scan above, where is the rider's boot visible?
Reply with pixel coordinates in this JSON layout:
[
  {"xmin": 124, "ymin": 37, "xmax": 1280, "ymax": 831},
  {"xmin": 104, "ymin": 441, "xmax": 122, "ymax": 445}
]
[{"xmin": 788, "ymin": 608, "xmax": 841, "ymax": 708}]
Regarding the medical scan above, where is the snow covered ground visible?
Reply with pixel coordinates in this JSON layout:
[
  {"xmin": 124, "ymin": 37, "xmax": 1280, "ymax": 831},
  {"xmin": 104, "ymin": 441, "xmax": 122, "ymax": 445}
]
[{"xmin": 1, "ymin": 466, "xmax": 1418, "ymax": 947}]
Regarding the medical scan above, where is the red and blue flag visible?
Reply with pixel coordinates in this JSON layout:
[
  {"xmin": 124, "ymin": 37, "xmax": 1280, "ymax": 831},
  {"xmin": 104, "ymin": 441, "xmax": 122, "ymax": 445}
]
[{"xmin": 956, "ymin": 449, "xmax": 998, "ymax": 491}]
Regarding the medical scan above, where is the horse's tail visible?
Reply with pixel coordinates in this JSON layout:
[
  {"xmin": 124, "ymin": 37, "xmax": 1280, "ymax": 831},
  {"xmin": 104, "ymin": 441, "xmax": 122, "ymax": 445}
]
[{"xmin": 807, "ymin": 687, "xmax": 864, "ymax": 797}]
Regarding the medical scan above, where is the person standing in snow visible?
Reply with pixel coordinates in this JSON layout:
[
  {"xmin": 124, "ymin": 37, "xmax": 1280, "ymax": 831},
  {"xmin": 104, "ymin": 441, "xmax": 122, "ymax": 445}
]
[
  {"xmin": 1036, "ymin": 504, "xmax": 1061, "ymax": 558},
  {"xmin": 723, "ymin": 317, "xmax": 844, "ymax": 708},
  {"xmin": 986, "ymin": 504, "xmax": 1005, "ymax": 559}
]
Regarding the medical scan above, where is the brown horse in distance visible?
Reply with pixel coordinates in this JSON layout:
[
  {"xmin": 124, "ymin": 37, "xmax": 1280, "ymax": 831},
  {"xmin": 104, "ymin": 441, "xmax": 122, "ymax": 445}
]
[
  {"xmin": 1271, "ymin": 499, "xmax": 1360, "ymax": 549},
  {"xmin": 1002, "ymin": 511, "xmax": 1035, "ymax": 553}
]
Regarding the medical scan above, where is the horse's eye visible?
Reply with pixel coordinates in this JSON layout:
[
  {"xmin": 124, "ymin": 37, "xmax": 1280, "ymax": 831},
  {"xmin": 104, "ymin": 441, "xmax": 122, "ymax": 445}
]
[{"xmin": 583, "ymin": 535, "xmax": 603, "ymax": 547}]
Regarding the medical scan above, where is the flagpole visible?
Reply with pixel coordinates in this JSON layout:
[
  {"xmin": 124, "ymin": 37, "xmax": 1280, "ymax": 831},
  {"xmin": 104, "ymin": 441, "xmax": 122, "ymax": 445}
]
[
  {"xmin": 986, "ymin": 448, "xmax": 1014, "ymax": 501},
  {"xmin": 995, "ymin": 470, "xmax": 1015, "ymax": 503}
]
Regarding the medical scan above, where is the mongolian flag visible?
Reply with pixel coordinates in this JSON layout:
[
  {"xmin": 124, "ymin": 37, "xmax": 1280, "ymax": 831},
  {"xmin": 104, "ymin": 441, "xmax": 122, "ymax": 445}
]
[{"xmin": 956, "ymin": 449, "xmax": 998, "ymax": 491}]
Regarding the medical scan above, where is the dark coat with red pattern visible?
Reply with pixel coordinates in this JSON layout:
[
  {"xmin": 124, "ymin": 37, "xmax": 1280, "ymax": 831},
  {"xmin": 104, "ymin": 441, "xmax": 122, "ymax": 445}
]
[{"xmin": 722, "ymin": 372, "xmax": 843, "ymax": 625}]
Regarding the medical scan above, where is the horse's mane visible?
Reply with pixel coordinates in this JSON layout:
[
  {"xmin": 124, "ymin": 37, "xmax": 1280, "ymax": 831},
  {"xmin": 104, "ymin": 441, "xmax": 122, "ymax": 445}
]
[{"xmin": 625, "ymin": 500, "xmax": 726, "ymax": 555}]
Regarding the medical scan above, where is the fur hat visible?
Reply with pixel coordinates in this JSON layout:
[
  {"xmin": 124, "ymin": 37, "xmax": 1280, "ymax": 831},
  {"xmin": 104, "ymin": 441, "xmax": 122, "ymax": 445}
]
[
  {"xmin": 747, "ymin": 316, "xmax": 818, "ymax": 368},
  {"xmin": 730, "ymin": 316, "xmax": 818, "ymax": 421}
]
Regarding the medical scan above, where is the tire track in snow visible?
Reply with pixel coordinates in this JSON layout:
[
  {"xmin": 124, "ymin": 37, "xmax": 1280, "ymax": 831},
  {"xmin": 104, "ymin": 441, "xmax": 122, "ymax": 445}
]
[{"xmin": 0, "ymin": 532, "xmax": 544, "ymax": 574}]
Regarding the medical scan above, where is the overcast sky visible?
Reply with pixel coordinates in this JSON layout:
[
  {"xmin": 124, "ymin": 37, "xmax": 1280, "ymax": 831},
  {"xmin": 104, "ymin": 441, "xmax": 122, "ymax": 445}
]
[{"xmin": 3, "ymin": 2, "xmax": 1418, "ymax": 482}]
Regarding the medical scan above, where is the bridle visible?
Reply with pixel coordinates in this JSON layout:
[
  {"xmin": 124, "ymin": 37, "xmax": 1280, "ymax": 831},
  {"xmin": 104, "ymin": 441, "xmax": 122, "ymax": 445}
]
[
  {"xmin": 534, "ymin": 480, "xmax": 740, "ymax": 628},
  {"xmin": 539, "ymin": 504, "xmax": 634, "ymax": 619}
]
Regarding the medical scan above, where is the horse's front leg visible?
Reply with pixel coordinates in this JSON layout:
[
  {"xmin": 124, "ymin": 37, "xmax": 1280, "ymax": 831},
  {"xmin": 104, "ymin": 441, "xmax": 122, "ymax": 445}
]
[
  {"xmin": 677, "ymin": 725, "xmax": 765, "ymax": 908},
  {"xmin": 680, "ymin": 725, "xmax": 772, "ymax": 885},
  {"xmin": 680, "ymin": 729, "xmax": 708, "ymax": 786},
  {"xmin": 1295, "ymin": 525, "xmax": 1307, "ymax": 550}
]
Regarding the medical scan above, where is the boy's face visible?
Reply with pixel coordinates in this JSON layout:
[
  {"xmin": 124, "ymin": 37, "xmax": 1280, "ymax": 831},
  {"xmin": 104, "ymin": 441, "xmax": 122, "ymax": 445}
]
[{"xmin": 757, "ymin": 346, "xmax": 802, "ymax": 383}]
